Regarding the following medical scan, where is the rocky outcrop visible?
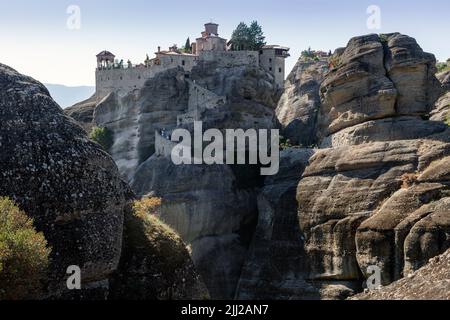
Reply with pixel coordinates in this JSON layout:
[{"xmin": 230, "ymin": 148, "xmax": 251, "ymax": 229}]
[
  {"xmin": 94, "ymin": 68, "xmax": 189, "ymax": 181},
  {"xmin": 352, "ymin": 248, "xmax": 450, "ymax": 300},
  {"xmin": 276, "ymin": 59, "xmax": 328, "ymax": 146},
  {"xmin": 236, "ymin": 148, "xmax": 322, "ymax": 300},
  {"xmin": 131, "ymin": 157, "xmax": 258, "ymax": 299},
  {"xmin": 297, "ymin": 135, "xmax": 450, "ymax": 296},
  {"xmin": 319, "ymin": 33, "xmax": 443, "ymax": 146},
  {"xmin": 431, "ymin": 70, "xmax": 450, "ymax": 122},
  {"xmin": 0, "ymin": 63, "xmax": 130, "ymax": 298},
  {"xmin": 437, "ymin": 70, "xmax": 450, "ymax": 90},
  {"xmin": 431, "ymin": 92, "xmax": 450, "ymax": 122},
  {"xmin": 64, "ymin": 94, "xmax": 96, "ymax": 133},
  {"xmin": 296, "ymin": 33, "xmax": 450, "ymax": 298},
  {"xmin": 124, "ymin": 62, "xmax": 279, "ymax": 299},
  {"xmin": 110, "ymin": 206, "xmax": 209, "ymax": 300}
]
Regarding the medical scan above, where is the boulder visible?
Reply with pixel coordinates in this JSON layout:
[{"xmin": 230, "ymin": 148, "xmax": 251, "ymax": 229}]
[{"xmin": 0, "ymin": 63, "xmax": 130, "ymax": 298}]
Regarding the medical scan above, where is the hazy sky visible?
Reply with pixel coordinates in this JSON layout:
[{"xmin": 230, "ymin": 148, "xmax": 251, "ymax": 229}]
[{"xmin": 1, "ymin": 0, "xmax": 449, "ymax": 86}]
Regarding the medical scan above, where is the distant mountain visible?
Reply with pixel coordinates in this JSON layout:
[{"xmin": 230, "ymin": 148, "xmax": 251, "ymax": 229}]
[{"xmin": 45, "ymin": 84, "xmax": 95, "ymax": 109}]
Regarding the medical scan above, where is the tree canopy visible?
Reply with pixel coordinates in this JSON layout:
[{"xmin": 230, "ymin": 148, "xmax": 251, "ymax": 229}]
[{"xmin": 230, "ymin": 21, "xmax": 266, "ymax": 51}]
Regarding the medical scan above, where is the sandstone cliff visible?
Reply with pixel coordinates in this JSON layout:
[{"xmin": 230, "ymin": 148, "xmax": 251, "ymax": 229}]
[{"xmin": 296, "ymin": 34, "xmax": 450, "ymax": 296}]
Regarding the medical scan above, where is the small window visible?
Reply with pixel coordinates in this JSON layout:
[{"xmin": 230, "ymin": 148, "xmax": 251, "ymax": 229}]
[
  {"xmin": 120, "ymin": 76, "xmax": 123, "ymax": 80},
  {"xmin": 269, "ymin": 67, "xmax": 272, "ymax": 71},
  {"xmin": 279, "ymin": 68, "xmax": 282, "ymax": 73},
  {"xmin": 269, "ymin": 58, "xmax": 272, "ymax": 63},
  {"xmin": 182, "ymin": 60, "xmax": 185, "ymax": 66},
  {"xmin": 259, "ymin": 50, "xmax": 263, "ymax": 54}
]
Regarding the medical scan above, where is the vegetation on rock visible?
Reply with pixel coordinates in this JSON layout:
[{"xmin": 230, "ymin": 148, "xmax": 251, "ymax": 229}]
[
  {"xmin": 89, "ymin": 126, "xmax": 114, "ymax": 151},
  {"xmin": 230, "ymin": 21, "xmax": 266, "ymax": 51},
  {"xmin": 0, "ymin": 197, "xmax": 51, "ymax": 300},
  {"xmin": 437, "ymin": 59, "xmax": 450, "ymax": 73}
]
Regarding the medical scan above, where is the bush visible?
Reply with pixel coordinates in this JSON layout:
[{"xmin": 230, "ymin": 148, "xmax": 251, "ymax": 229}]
[
  {"xmin": 0, "ymin": 197, "xmax": 51, "ymax": 300},
  {"xmin": 89, "ymin": 126, "xmax": 114, "ymax": 151}
]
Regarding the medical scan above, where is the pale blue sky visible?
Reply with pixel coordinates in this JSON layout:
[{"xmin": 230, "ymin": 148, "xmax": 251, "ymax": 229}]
[{"xmin": 1, "ymin": 0, "xmax": 449, "ymax": 86}]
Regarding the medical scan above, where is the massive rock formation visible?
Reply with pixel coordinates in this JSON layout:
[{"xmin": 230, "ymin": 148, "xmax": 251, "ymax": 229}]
[
  {"xmin": 352, "ymin": 248, "xmax": 450, "ymax": 300},
  {"xmin": 131, "ymin": 159, "xmax": 258, "ymax": 299},
  {"xmin": 296, "ymin": 34, "xmax": 450, "ymax": 297},
  {"xmin": 125, "ymin": 62, "xmax": 279, "ymax": 299},
  {"xmin": 94, "ymin": 68, "xmax": 189, "ymax": 181},
  {"xmin": 0, "ymin": 63, "xmax": 130, "ymax": 298},
  {"xmin": 319, "ymin": 33, "xmax": 443, "ymax": 146},
  {"xmin": 276, "ymin": 59, "xmax": 328, "ymax": 146},
  {"xmin": 0, "ymin": 63, "xmax": 207, "ymax": 300},
  {"xmin": 236, "ymin": 148, "xmax": 323, "ymax": 300}
]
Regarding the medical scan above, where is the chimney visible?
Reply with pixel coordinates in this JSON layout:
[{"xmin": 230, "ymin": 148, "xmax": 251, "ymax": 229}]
[{"xmin": 158, "ymin": 46, "xmax": 161, "ymax": 53}]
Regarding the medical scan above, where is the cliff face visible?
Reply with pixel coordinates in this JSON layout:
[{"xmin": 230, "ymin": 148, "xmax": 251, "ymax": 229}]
[
  {"xmin": 275, "ymin": 59, "xmax": 328, "ymax": 146},
  {"xmin": 296, "ymin": 34, "xmax": 450, "ymax": 296},
  {"xmin": 127, "ymin": 62, "xmax": 279, "ymax": 299},
  {"xmin": 64, "ymin": 33, "xmax": 450, "ymax": 300}
]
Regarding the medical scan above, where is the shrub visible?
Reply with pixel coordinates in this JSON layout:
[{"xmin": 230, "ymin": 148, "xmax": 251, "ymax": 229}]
[
  {"xmin": 89, "ymin": 126, "xmax": 114, "ymax": 151},
  {"xmin": 0, "ymin": 197, "xmax": 51, "ymax": 300},
  {"xmin": 280, "ymin": 136, "xmax": 293, "ymax": 150}
]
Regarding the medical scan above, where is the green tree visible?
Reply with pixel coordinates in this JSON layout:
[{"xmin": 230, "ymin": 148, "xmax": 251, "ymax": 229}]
[
  {"xmin": 230, "ymin": 21, "xmax": 266, "ymax": 51},
  {"xmin": 183, "ymin": 37, "xmax": 191, "ymax": 53},
  {"xmin": 230, "ymin": 22, "xmax": 250, "ymax": 51},
  {"xmin": 89, "ymin": 126, "xmax": 114, "ymax": 152},
  {"xmin": 248, "ymin": 21, "xmax": 266, "ymax": 50},
  {"xmin": 0, "ymin": 197, "xmax": 51, "ymax": 300}
]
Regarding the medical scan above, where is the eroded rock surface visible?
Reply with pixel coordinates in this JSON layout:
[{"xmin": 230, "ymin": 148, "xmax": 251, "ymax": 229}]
[
  {"xmin": 0, "ymin": 63, "xmax": 130, "ymax": 298},
  {"xmin": 352, "ymin": 248, "xmax": 450, "ymax": 300},
  {"xmin": 296, "ymin": 33, "xmax": 450, "ymax": 298},
  {"xmin": 319, "ymin": 33, "xmax": 443, "ymax": 146},
  {"xmin": 276, "ymin": 59, "xmax": 328, "ymax": 146}
]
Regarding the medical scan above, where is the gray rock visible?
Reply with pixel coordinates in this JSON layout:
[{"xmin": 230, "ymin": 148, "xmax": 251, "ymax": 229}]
[
  {"xmin": 0, "ymin": 63, "xmax": 131, "ymax": 298},
  {"xmin": 236, "ymin": 148, "xmax": 322, "ymax": 300},
  {"xmin": 276, "ymin": 59, "xmax": 328, "ymax": 146},
  {"xmin": 131, "ymin": 156, "xmax": 258, "ymax": 299},
  {"xmin": 320, "ymin": 116, "xmax": 447, "ymax": 148}
]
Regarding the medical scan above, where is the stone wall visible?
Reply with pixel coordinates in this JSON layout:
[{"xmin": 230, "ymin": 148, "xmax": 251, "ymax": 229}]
[
  {"xmin": 199, "ymin": 51, "xmax": 259, "ymax": 68},
  {"xmin": 188, "ymin": 80, "xmax": 227, "ymax": 111},
  {"xmin": 96, "ymin": 55, "xmax": 197, "ymax": 100}
]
